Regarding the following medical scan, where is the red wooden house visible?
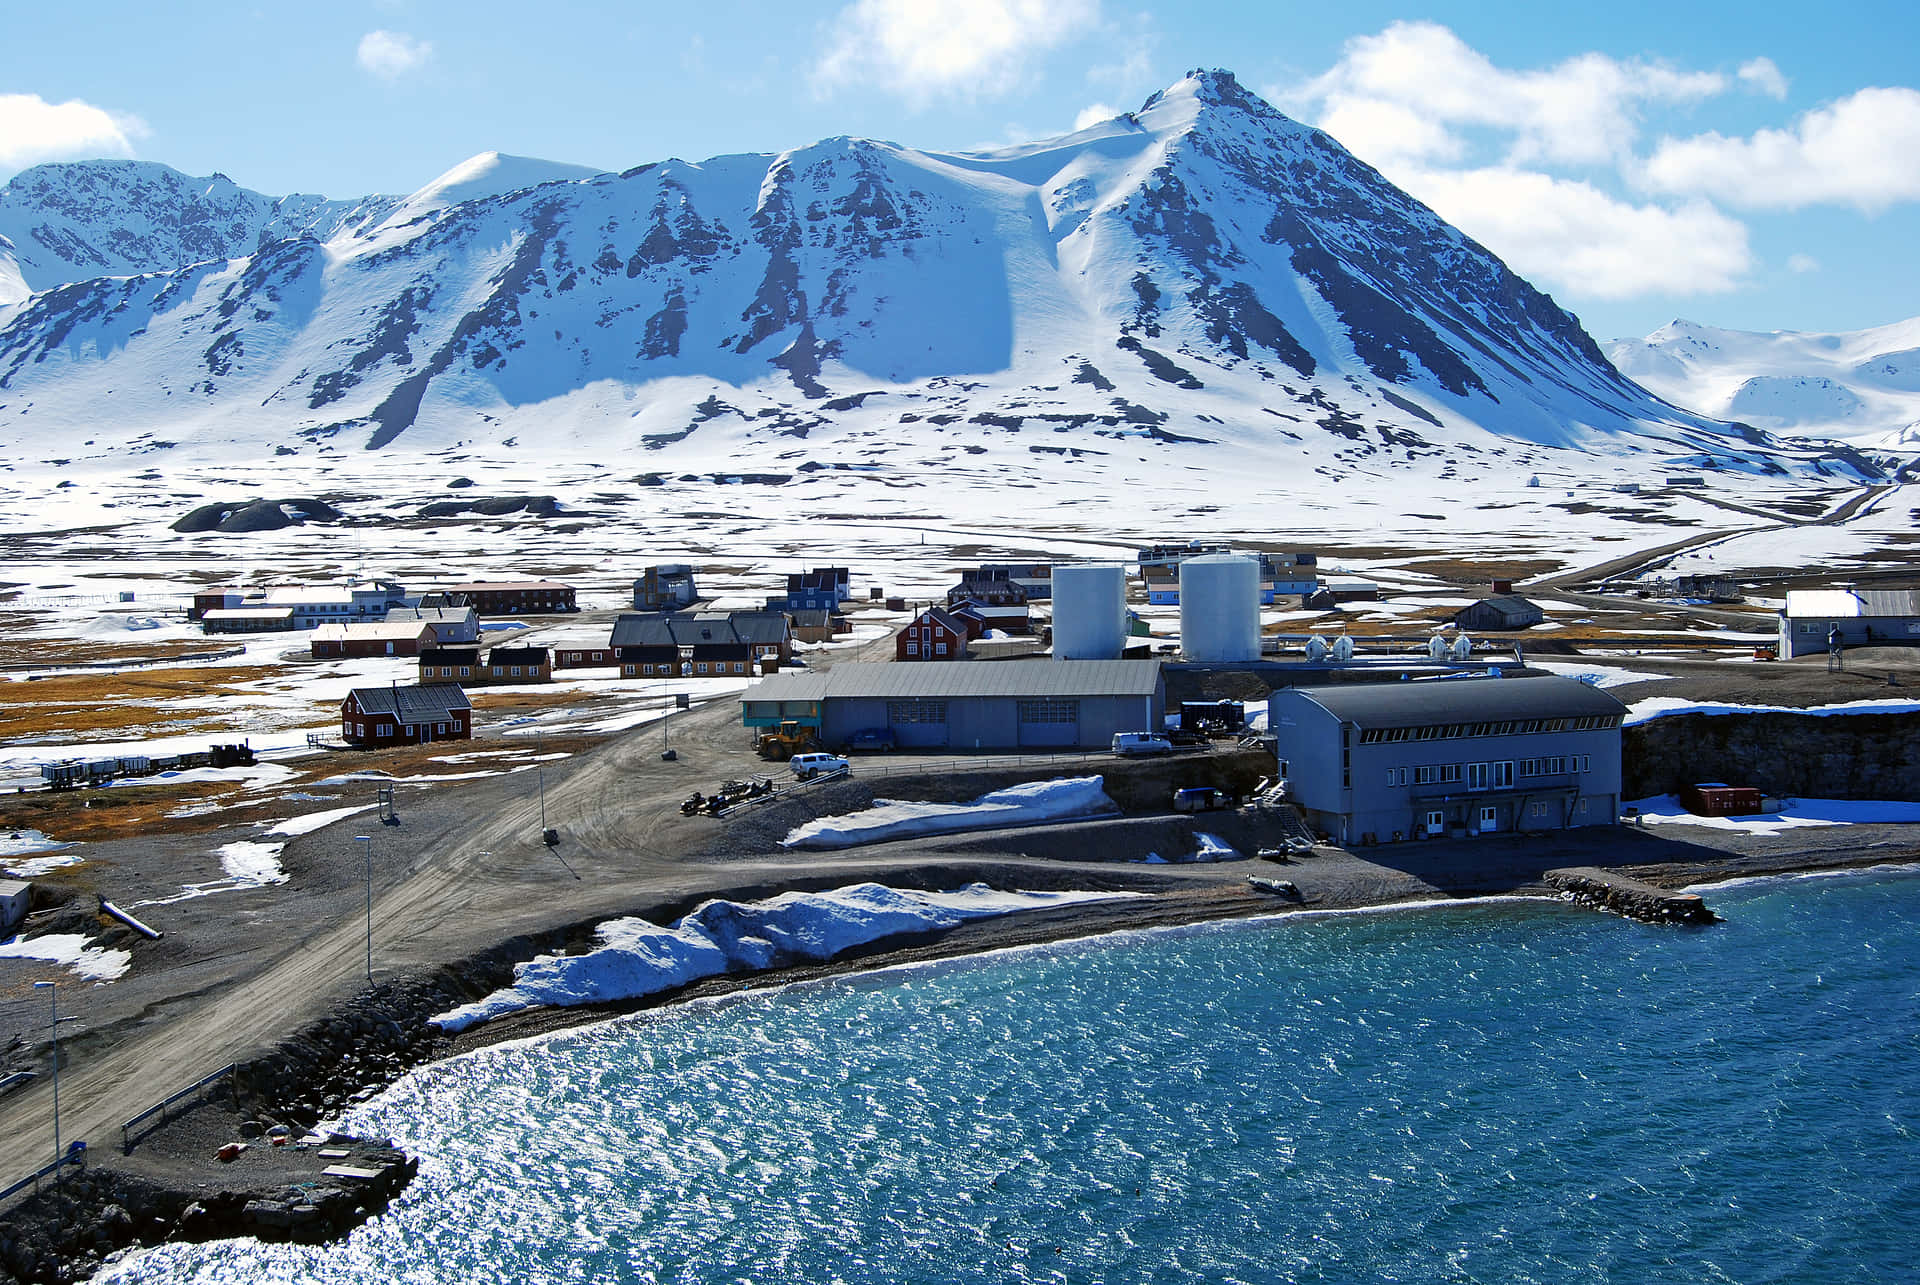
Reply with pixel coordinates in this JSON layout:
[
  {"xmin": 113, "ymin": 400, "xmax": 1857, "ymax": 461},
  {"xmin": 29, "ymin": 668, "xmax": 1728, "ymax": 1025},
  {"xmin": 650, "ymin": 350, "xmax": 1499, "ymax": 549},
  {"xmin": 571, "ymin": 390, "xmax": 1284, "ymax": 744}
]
[
  {"xmin": 340, "ymin": 684, "xmax": 473, "ymax": 748},
  {"xmin": 896, "ymin": 607, "xmax": 971, "ymax": 661}
]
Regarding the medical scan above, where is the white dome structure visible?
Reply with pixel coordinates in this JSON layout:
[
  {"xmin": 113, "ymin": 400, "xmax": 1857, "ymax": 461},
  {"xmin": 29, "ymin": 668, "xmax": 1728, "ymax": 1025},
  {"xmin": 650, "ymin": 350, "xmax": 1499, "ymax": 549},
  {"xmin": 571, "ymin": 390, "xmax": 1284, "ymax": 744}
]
[
  {"xmin": 1427, "ymin": 634, "xmax": 1450, "ymax": 660},
  {"xmin": 1180, "ymin": 554, "xmax": 1260, "ymax": 662},
  {"xmin": 1052, "ymin": 563, "xmax": 1128, "ymax": 660},
  {"xmin": 1451, "ymin": 634, "xmax": 1474, "ymax": 661},
  {"xmin": 1331, "ymin": 635, "xmax": 1354, "ymax": 662},
  {"xmin": 1304, "ymin": 635, "xmax": 1330, "ymax": 663}
]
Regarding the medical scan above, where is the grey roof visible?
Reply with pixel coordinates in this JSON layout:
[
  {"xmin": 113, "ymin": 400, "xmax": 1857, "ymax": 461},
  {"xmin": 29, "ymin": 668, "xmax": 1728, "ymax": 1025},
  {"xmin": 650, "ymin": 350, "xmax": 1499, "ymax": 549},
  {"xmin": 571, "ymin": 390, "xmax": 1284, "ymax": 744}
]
[
  {"xmin": 1459, "ymin": 595, "xmax": 1543, "ymax": 621},
  {"xmin": 0, "ymin": 879, "xmax": 30, "ymax": 897},
  {"xmin": 742, "ymin": 659, "xmax": 1162, "ymax": 704},
  {"xmin": 420, "ymin": 647, "xmax": 481, "ymax": 664},
  {"xmin": 1784, "ymin": 589, "xmax": 1920, "ymax": 619},
  {"xmin": 348, "ymin": 683, "xmax": 472, "ymax": 719},
  {"xmin": 486, "ymin": 646, "xmax": 549, "ymax": 665},
  {"xmin": 1285, "ymin": 675, "xmax": 1626, "ymax": 728},
  {"xmin": 611, "ymin": 610, "xmax": 791, "ymax": 649}
]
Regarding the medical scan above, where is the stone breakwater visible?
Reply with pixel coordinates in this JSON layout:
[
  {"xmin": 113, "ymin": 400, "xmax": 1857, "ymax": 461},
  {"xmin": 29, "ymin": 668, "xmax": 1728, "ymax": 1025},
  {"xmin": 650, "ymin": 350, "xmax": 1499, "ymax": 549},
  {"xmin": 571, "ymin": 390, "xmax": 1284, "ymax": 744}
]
[
  {"xmin": 1546, "ymin": 867, "xmax": 1719, "ymax": 926},
  {"xmin": 0, "ymin": 1141, "xmax": 415, "ymax": 1283}
]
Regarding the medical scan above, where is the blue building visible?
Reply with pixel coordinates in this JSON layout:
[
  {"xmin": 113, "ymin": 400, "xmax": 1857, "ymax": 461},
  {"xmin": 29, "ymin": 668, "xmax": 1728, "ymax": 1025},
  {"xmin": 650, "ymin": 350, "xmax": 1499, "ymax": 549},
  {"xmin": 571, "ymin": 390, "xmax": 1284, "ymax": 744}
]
[{"xmin": 1269, "ymin": 675, "xmax": 1626, "ymax": 846}]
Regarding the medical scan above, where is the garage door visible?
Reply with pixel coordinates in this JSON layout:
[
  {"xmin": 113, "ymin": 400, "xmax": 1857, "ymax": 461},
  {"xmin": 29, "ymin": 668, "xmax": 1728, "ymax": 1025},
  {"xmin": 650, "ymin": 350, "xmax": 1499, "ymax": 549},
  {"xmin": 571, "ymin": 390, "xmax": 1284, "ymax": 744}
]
[
  {"xmin": 887, "ymin": 699, "xmax": 949, "ymax": 748},
  {"xmin": 1017, "ymin": 698, "xmax": 1079, "ymax": 749}
]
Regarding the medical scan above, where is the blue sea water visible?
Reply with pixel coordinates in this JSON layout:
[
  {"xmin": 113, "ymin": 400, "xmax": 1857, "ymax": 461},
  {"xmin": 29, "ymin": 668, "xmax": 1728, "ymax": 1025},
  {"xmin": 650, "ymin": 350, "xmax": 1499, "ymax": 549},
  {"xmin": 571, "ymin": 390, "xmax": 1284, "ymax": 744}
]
[{"xmin": 102, "ymin": 868, "xmax": 1920, "ymax": 1284}]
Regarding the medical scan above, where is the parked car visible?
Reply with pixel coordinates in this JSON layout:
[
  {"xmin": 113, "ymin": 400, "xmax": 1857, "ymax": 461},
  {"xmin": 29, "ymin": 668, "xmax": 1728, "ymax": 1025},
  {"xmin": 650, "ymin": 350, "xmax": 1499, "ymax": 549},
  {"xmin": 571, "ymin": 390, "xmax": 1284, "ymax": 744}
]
[
  {"xmin": 790, "ymin": 752, "xmax": 850, "ymax": 780},
  {"xmin": 1111, "ymin": 732, "xmax": 1174, "ymax": 756},
  {"xmin": 1172, "ymin": 786, "xmax": 1229, "ymax": 812},
  {"xmin": 844, "ymin": 727, "xmax": 897, "ymax": 753}
]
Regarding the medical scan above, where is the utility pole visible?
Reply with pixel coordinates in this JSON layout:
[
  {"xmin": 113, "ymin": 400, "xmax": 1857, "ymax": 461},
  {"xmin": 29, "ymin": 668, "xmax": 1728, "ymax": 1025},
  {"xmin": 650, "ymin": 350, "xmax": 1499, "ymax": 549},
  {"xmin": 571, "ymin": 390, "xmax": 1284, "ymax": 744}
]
[{"xmin": 355, "ymin": 835, "xmax": 373, "ymax": 985}]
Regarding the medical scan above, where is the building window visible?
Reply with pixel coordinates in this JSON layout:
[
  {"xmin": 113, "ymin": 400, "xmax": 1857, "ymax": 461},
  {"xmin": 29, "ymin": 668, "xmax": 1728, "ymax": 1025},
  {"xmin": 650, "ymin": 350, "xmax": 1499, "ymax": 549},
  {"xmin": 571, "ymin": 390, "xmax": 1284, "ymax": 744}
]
[
  {"xmin": 1491, "ymin": 761, "xmax": 1514, "ymax": 788},
  {"xmin": 888, "ymin": 700, "xmax": 949, "ymax": 725},
  {"xmin": 1529, "ymin": 801, "xmax": 1549, "ymax": 818},
  {"xmin": 437, "ymin": 723, "xmax": 447, "ymax": 734},
  {"xmin": 1386, "ymin": 768, "xmax": 1396, "ymax": 787},
  {"xmin": 1467, "ymin": 762, "xmax": 1489, "ymax": 791},
  {"xmin": 1018, "ymin": 699, "xmax": 1078, "ymax": 724},
  {"xmin": 697, "ymin": 663, "xmax": 708, "ymax": 673},
  {"xmin": 906, "ymin": 642, "xmax": 919, "ymax": 656},
  {"xmin": 935, "ymin": 642, "xmax": 947, "ymax": 656},
  {"xmin": 511, "ymin": 666, "xmax": 522, "ymax": 677}
]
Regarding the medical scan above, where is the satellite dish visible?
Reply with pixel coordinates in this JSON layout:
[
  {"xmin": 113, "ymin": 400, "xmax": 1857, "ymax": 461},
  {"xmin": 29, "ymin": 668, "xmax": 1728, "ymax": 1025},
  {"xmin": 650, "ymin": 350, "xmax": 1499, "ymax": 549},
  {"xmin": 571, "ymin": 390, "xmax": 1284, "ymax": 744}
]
[
  {"xmin": 1450, "ymin": 634, "xmax": 1474, "ymax": 661},
  {"xmin": 1331, "ymin": 635, "xmax": 1354, "ymax": 662},
  {"xmin": 1427, "ymin": 634, "xmax": 1449, "ymax": 660}
]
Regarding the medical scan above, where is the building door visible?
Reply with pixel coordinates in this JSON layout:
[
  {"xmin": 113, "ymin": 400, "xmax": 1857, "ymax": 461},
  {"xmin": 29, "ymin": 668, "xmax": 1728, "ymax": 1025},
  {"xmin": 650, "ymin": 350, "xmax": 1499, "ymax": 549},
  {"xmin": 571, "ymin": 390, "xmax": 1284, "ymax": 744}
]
[
  {"xmin": 1016, "ymin": 698, "xmax": 1079, "ymax": 749},
  {"xmin": 1424, "ymin": 809, "xmax": 1445, "ymax": 837},
  {"xmin": 887, "ymin": 699, "xmax": 949, "ymax": 748},
  {"xmin": 1478, "ymin": 804, "xmax": 1499, "ymax": 833}
]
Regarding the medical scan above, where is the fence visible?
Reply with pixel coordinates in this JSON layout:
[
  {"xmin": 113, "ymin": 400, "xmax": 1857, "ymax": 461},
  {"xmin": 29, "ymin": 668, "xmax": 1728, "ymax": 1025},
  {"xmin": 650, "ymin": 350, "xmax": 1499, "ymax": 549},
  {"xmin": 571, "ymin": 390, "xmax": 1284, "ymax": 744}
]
[
  {"xmin": 0, "ymin": 1149, "xmax": 83, "ymax": 1207},
  {"xmin": 120, "ymin": 1062, "xmax": 238, "ymax": 1153},
  {"xmin": 4, "ymin": 645, "xmax": 246, "ymax": 676}
]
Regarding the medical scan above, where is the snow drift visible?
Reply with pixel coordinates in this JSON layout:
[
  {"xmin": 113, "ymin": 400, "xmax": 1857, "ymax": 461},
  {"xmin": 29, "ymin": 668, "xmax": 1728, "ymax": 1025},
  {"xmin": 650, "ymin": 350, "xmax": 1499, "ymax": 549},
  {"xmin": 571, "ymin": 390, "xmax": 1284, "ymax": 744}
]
[
  {"xmin": 781, "ymin": 776, "xmax": 1118, "ymax": 849},
  {"xmin": 431, "ymin": 883, "xmax": 1139, "ymax": 1033}
]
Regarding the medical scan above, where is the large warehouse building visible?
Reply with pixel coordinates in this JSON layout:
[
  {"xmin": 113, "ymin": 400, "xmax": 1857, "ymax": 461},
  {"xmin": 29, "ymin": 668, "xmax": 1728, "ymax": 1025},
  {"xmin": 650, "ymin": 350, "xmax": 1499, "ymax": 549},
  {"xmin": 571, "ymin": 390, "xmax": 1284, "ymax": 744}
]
[
  {"xmin": 740, "ymin": 660, "xmax": 1165, "ymax": 751},
  {"xmin": 1269, "ymin": 674, "xmax": 1626, "ymax": 846}
]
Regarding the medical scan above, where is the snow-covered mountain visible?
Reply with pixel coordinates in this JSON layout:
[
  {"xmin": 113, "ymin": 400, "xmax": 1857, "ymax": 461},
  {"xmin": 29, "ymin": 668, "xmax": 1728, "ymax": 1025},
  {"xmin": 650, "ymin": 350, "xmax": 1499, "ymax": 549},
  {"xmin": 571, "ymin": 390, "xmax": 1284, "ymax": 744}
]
[
  {"xmin": 0, "ymin": 160, "xmax": 405, "ymax": 306},
  {"xmin": 0, "ymin": 71, "xmax": 1874, "ymax": 486},
  {"xmin": 1607, "ymin": 317, "xmax": 1920, "ymax": 456}
]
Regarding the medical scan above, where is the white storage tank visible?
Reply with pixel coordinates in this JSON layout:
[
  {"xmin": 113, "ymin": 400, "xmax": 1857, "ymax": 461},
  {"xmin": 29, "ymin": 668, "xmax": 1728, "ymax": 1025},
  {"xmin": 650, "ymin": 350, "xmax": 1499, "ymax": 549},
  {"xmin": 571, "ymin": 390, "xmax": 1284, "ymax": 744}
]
[
  {"xmin": 1052, "ymin": 563, "xmax": 1129, "ymax": 660},
  {"xmin": 1180, "ymin": 554, "xmax": 1260, "ymax": 662}
]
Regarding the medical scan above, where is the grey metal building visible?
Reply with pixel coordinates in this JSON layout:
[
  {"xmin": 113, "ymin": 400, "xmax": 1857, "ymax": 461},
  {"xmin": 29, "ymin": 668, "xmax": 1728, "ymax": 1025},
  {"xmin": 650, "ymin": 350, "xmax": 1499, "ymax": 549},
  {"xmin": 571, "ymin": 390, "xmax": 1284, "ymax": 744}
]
[
  {"xmin": 740, "ymin": 660, "xmax": 1165, "ymax": 751},
  {"xmin": 1269, "ymin": 675, "xmax": 1626, "ymax": 845},
  {"xmin": 1778, "ymin": 589, "xmax": 1920, "ymax": 657}
]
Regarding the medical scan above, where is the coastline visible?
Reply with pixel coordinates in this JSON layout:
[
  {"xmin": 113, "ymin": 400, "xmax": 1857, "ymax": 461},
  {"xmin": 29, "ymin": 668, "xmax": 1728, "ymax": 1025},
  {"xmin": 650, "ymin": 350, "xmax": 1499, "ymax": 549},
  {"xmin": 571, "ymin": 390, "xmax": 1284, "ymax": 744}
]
[{"xmin": 3, "ymin": 840, "xmax": 1915, "ymax": 1282}]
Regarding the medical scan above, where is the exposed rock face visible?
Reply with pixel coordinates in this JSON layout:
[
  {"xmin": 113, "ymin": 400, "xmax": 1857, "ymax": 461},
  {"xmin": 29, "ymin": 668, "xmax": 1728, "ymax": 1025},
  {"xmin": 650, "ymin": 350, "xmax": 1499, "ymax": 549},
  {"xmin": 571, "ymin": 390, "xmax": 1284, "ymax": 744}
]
[
  {"xmin": 0, "ymin": 72, "xmax": 1871, "ymax": 485},
  {"xmin": 414, "ymin": 494, "xmax": 559, "ymax": 518},
  {"xmin": 1625, "ymin": 711, "xmax": 1920, "ymax": 800},
  {"xmin": 170, "ymin": 498, "xmax": 342, "ymax": 533}
]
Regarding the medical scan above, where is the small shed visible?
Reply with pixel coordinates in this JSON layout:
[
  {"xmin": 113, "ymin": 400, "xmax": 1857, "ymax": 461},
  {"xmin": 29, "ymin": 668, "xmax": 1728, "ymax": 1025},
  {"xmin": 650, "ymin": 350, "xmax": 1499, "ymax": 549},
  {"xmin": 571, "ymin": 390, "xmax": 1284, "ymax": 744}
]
[
  {"xmin": 1679, "ymin": 783, "xmax": 1763, "ymax": 817},
  {"xmin": 0, "ymin": 879, "xmax": 30, "ymax": 935},
  {"xmin": 1454, "ymin": 595, "xmax": 1546, "ymax": 632}
]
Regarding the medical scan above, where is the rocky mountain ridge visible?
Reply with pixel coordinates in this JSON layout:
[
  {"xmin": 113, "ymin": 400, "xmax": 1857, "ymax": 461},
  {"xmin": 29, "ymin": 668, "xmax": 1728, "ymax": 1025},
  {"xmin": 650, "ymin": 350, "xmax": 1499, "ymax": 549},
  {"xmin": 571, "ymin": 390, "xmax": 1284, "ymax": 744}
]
[{"xmin": 0, "ymin": 72, "xmax": 1877, "ymax": 487}]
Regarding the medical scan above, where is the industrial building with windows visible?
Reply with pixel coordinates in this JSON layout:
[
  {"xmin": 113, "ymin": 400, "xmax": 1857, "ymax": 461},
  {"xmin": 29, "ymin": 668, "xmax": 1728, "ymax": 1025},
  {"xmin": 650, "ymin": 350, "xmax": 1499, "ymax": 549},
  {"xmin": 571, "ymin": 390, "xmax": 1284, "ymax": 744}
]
[
  {"xmin": 1268, "ymin": 675, "xmax": 1626, "ymax": 845},
  {"xmin": 1777, "ymin": 588, "xmax": 1920, "ymax": 657},
  {"xmin": 740, "ymin": 660, "xmax": 1165, "ymax": 751}
]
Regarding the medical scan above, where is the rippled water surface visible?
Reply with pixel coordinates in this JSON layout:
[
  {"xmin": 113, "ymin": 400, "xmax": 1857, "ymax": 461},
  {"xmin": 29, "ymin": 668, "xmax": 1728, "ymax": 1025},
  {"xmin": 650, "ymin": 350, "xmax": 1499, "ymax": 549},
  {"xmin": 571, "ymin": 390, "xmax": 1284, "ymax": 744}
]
[{"xmin": 104, "ymin": 869, "xmax": 1920, "ymax": 1283}]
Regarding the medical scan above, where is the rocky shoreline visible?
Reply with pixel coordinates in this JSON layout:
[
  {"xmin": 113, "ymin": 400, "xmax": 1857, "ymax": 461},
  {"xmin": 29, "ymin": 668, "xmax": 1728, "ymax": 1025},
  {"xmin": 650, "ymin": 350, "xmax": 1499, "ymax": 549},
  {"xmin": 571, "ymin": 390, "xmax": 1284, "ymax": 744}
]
[{"xmin": 1, "ymin": 847, "xmax": 1911, "ymax": 1282}]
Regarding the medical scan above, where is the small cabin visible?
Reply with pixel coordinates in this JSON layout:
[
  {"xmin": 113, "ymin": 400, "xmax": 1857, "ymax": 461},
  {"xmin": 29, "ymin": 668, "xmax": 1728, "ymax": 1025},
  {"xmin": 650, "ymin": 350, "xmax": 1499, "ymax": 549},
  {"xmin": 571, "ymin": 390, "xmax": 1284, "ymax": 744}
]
[{"xmin": 1454, "ymin": 595, "xmax": 1546, "ymax": 632}]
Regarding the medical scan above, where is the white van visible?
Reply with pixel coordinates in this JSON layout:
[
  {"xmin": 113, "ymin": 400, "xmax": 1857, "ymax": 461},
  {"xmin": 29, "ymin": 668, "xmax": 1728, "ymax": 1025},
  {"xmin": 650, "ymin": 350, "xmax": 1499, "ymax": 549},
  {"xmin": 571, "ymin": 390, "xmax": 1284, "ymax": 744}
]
[
  {"xmin": 1111, "ymin": 732, "xmax": 1174, "ymax": 756},
  {"xmin": 790, "ymin": 752, "xmax": 850, "ymax": 780}
]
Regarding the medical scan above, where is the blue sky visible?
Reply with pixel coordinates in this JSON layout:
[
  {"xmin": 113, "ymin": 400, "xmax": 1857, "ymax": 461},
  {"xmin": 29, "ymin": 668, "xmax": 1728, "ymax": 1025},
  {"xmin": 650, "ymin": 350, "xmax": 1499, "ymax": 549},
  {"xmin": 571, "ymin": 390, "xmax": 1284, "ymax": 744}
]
[{"xmin": 7, "ymin": 0, "xmax": 1918, "ymax": 340}]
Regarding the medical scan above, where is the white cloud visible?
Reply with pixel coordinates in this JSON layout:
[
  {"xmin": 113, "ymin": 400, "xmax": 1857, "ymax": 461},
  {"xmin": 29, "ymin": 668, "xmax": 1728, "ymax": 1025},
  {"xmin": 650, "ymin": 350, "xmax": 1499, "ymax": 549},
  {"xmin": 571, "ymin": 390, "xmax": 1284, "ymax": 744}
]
[
  {"xmin": 357, "ymin": 30, "xmax": 433, "ymax": 81},
  {"xmin": 1738, "ymin": 57, "xmax": 1789, "ymax": 100},
  {"xmin": 0, "ymin": 93, "xmax": 146, "ymax": 177},
  {"xmin": 814, "ymin": 0, "xmax": 1100, "ymax": 102},
  {"xmin": 1290, "ymin": 21, "xmax": 1724, "ymax": 169},
  {"xmin": 1641, "ymin": 87, "xmax": 1920, "ymax": 212},
  {"xmin": 1787, "ymin": 253, "xmax": 1819, "ymax": 273},
  {"xmin": 1073, "ymin": 102, "xmax": 1120, "ymax": 131},
  {"xmin": 1396, "ymin": 166, "xmax": 1751, "ymax": 299}
]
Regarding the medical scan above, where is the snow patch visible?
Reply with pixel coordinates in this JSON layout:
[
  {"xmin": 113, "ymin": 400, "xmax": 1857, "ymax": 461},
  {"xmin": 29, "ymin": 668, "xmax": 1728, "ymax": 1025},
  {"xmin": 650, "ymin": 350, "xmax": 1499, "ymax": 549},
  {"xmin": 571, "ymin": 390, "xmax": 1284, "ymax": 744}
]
[
  {"xmin": 266, "ymin": 803, "xmax": 379, "ymax": 837},
  {"xmin": 1627, "ymin": 794, "xmax": 1920, "ymax": 837},
  {"xmin": 431, "ymin": 883, "xmax": 1142, "ymax": 1032},
  {"xmin": 217, "ymin": 841, "xmax": 288, "ymax": 885},
  {"xmin": 0, "ymin": 932, "xmax": 132, "ymax": 982},
  {"xmin": 782, "ymin": 776, "xmax": 1117, "ymax": 849}
]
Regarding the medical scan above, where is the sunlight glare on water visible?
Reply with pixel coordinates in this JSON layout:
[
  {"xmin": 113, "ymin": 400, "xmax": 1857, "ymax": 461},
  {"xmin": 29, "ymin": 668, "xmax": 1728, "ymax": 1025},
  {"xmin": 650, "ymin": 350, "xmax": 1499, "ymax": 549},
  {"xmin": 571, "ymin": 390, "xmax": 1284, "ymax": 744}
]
[{"xmin": 100, "ymin": 869, "xmax": 1920, "ymax": 1284}]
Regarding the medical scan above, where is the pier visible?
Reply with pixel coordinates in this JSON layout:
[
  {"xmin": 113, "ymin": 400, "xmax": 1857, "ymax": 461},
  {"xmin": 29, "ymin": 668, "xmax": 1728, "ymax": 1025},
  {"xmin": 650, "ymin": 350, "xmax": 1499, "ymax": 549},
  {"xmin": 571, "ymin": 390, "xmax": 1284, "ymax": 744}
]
[{"xmin": 1545, "ymin": 867, "xmax": 1718, "ymax": 925}]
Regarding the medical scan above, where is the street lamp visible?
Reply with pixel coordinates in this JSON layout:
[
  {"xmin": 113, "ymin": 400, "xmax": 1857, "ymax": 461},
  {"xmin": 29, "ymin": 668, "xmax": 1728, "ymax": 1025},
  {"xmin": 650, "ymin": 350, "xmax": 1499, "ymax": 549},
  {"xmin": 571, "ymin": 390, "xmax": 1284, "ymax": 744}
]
[
  {"xmin": 31, "ymin": 981, "xmax": 59, "ymax": 1179},
  {"xmin": 354, "ymin": 835, "xmax": 373, "ymax": 985}
]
